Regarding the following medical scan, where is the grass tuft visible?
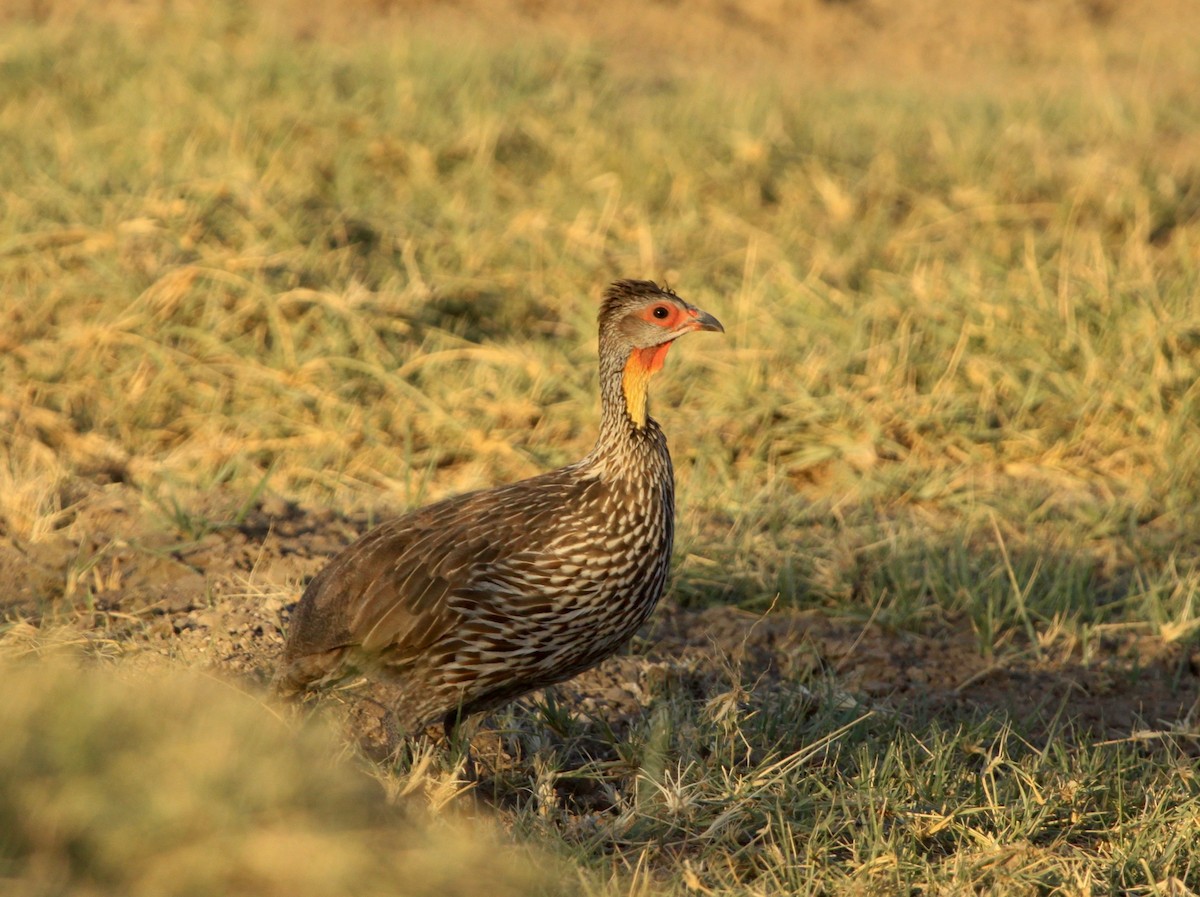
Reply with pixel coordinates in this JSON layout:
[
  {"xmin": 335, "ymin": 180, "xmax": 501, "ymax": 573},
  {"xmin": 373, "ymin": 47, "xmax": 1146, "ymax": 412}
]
[{"xmin": 0, "ymin": 653, "xmax": 569, "ymax": 897}]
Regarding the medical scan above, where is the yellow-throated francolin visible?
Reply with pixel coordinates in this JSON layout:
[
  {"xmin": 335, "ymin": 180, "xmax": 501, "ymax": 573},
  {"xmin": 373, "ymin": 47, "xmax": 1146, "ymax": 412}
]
[{"xmin": 275, "ymin": 280, "xmax": 723, "ymax": 738}]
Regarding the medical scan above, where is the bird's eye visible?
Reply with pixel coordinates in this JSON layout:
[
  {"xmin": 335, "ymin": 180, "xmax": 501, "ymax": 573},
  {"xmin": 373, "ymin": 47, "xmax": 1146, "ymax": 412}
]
[{"xmin": 652, "ymin": 306, "xmax": 670, "ymax": 319}]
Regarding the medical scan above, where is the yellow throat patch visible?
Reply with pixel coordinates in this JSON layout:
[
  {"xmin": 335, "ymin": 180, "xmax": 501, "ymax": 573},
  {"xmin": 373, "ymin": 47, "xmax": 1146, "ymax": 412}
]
[{"xmin": 621, "ymin": 343, "xmax": 672, "ymax": 428}]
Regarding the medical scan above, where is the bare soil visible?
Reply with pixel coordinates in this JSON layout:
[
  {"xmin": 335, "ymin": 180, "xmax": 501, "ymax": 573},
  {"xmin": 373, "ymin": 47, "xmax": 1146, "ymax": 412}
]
[{"xmin": 5, "ymin": 482, "xmax": 1197, "ymax": 768}]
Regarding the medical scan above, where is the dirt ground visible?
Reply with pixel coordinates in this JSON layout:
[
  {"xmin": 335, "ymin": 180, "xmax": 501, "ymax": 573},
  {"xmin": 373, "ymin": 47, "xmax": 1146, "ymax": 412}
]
[{"xmin": 5, "ymin": 481, "xmax": 1197, "ymax": 769}]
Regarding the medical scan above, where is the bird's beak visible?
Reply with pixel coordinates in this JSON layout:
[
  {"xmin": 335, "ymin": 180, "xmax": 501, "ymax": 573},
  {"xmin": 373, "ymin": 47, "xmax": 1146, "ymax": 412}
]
[{"xmin": 688, "ymin": 308, "xmax": 724, "ymax": 333}]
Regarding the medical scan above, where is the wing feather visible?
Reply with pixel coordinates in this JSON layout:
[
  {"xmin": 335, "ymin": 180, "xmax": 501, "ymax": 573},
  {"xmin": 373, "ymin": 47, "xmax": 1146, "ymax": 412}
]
[{"xmin": 277, "ymin": 467, "xmax": 601, "ymax": 691}]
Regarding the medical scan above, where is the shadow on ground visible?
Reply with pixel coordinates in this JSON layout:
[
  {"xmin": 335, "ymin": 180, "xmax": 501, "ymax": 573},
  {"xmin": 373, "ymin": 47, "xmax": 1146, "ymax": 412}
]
[{"xmin": 2, "ymin": 485, "xmax": 1197, "ymax": 759}]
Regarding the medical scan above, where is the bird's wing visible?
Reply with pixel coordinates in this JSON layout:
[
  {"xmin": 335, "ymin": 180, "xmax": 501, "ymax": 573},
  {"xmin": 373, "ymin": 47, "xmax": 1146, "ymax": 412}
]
[{"xmin": 279, "ymin": 467, "xmax": 601, "ymax": 688}]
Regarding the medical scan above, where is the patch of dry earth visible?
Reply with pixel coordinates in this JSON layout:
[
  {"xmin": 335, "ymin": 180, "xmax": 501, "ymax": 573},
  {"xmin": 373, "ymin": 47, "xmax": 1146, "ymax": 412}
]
[{"xmin": 3, "ymin": 485, "xmax": 1197, "ymax": 760}]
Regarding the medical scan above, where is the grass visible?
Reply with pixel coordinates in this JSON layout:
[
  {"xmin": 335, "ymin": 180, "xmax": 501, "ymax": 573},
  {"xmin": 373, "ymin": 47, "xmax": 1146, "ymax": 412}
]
[
  {"xmin": 0, "ymin": 650, "xmax": 566, "ymax": 897},
  {"xmin": 3, "ymin": 0, "xmax": 1200, "ymax": 893}
]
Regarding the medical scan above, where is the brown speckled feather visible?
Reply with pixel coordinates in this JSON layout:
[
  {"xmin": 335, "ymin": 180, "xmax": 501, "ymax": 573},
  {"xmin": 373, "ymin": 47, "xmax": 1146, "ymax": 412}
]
[{"xmin": 275, "ymin": 280, "xmax": 722, "ymax": 735}]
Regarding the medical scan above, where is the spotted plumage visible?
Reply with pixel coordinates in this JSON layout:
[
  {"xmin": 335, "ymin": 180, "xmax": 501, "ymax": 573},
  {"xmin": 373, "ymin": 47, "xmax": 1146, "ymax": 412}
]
[{"xmin": 274, "ymin": 280, "xmax": 723, "ymax": 736}]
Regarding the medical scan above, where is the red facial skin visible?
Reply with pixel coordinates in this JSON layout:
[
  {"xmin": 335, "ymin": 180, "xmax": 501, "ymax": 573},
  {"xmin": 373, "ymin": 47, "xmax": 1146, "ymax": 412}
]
[{"xmin": 629, "ymin": 303, "xmax": 706, "ymax": 372}]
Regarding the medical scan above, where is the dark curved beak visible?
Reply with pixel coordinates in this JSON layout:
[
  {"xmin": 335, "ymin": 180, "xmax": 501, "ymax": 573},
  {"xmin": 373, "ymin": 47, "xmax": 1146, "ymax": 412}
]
[{"xmin": 688, "ymin": 308, "xmax": 724, "ymax": 333}]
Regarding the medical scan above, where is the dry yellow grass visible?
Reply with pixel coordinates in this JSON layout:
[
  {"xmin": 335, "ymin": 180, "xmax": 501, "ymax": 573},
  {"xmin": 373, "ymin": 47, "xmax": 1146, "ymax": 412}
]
[
  {"xmin": 3, "ymin": 0, "xmax": 1200, "ymax": 894},
  {"xmin": 0, "ymin": 647, "xmax": 569, "ymax": 897}
]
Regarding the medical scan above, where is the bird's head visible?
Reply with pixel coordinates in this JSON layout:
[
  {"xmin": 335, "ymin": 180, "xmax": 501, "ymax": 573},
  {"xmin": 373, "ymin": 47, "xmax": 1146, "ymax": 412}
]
[{"xmin": 598, "ymin": 280, "xmax": 723, "ymax": 429}]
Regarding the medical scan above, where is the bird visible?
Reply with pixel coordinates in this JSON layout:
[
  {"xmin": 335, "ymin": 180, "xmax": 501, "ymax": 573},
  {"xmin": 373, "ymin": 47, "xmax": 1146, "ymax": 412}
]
[{"xmin": 274, "ymin": 279, "xmax": 723, "ymax": 741}]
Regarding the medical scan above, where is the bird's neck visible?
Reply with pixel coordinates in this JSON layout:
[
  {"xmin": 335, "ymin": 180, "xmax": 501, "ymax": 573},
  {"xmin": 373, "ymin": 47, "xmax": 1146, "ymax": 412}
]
[{"xmin": 591, "ymin": 341, "xmax": 671, "ymax": 464}]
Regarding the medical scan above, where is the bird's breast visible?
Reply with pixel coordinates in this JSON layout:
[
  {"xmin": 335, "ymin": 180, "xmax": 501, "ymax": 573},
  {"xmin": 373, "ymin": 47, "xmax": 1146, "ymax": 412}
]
[{"xmin": 455, "ymin": 460, "xmax": 674, "ymax": 617}]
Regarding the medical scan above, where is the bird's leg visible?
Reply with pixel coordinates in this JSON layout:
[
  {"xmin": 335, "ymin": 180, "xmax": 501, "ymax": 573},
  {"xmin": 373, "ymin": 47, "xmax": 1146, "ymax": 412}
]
[
  {"xmin": 443, "ymin": 709, "xmax": 476, "ymax": 782},
  {"xmin": 380, "ymin": 708, "xmax": 412, "ymax": 768}
]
